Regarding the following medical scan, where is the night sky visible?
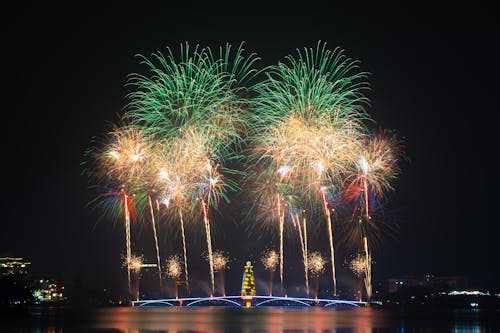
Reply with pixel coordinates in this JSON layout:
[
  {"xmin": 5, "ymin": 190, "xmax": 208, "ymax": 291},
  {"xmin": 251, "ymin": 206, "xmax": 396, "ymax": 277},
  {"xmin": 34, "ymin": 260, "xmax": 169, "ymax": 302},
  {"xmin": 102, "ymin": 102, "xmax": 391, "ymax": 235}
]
[{"xmin": 2, "ymin": 4, "xmax": 498, "ymax": 296}]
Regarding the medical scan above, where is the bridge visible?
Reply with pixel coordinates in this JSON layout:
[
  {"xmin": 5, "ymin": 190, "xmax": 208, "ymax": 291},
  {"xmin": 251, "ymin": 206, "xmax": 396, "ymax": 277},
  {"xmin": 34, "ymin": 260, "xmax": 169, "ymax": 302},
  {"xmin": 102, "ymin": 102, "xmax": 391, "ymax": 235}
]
[{"xmin": 131, "ymin": 295, "xmax": 366, "ymax": 308}]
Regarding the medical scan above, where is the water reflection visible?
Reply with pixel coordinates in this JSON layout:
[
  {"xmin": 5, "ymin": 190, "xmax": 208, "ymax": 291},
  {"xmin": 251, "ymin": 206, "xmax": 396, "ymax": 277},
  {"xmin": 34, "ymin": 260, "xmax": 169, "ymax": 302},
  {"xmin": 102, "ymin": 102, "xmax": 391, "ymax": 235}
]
[
  {"xmin": 3, "ymin": 306, "xmax": 498, "ymax": 332},
  {"xmin": 93, "ymin": 307, "xmax": 389, "ymax": 332}
]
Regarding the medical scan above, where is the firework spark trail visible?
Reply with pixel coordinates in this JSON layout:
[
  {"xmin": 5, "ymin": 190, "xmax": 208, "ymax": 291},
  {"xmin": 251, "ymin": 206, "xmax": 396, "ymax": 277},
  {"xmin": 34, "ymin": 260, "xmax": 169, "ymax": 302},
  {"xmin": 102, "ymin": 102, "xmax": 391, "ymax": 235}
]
[
  {"xmin": 178, "ymin": 208, "xmax": 189, "ymax": 292},
  {"xmin": 303, "ymin": 215, "xmax": 309, "ymax": 296},
  {"xmin": 123, "ymin": 191, "xmax": 132, "ymax": 294},
  {"xmin": 277, "ymin": 194, "xmax": 284, "ymax": 293},
  {"xmin": 201, "ymin": 198, "xmax": 215, "ymax": 296},
  {"xmin": 362, "ymin": 175, "xmax": 370, "ymax": 219},
  {"xmin": 321, "ymin": 191, "xmax": 337, "ymax": 296},
  {"xmin": 148, "ymin": 195, "xmax": 162, "ymax": 294},
  {"xmin": 292, "ymin": 213, "xmax": 309, "ymax": 296},
  {"xmin": 363, "ymin": 236, "xmax": 372, "ymax": 300}
]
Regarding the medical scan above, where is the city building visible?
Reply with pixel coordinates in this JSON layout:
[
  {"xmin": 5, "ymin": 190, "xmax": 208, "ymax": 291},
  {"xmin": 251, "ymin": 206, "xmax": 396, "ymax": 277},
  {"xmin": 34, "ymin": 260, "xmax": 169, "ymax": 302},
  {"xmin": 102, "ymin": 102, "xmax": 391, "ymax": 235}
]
[
  {"xmin": 380, "ymin": 274, "xmax": 468, "ymax": 294},
  {"xmin": 387, "ymin": 276, "xmax": 418, "ymax": 293},
  {"xmin": 0, "ymin": 256, "xmax": 31, "ymax": 277},
  {"xmin": 422, "ymin": 274, "xmax": 467, "ymax": 290},
  {"xmin": 32, "ymin": 278, "xmax": 66, "ymax": 303}
]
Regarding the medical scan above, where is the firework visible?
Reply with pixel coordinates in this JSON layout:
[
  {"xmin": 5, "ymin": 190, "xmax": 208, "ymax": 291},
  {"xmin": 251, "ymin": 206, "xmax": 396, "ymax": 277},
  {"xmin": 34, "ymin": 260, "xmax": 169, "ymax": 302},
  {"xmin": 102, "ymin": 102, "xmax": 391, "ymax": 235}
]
[
  {"xmin": 343, "ymin": 130, "xmax": 403, "ymax": 300},
  {"xmin": 308, "ymin": 251, "xmax": 326, "ymax": 299},
  {"xmin": 103, "ymin": 128, "xmax": 152, "ymax": 296},
  {"xmin": 363, "ymin": 237, "xmax": 372, "ymax": 300},
  {"xmin": 147, "ymin": 195, "xmax": 162, "ymax": 295},
  {"xmin": 125, "ymin": 43, "xmax": 255, "ymax": 297},
  {"xmin": 212, "ymin": 251, "xmax": 230, "ymax": 272},
  {"xmin": 86, "ymin": 126, "xmax": 151, "ymax": 294},
  {"xmin": 125, "ymin": 42, "xmax": 258, "ymax": 160},
  {"xmin": 261, "ymin": 250, "xmax": 279, "ymax": 271},
  {"xmin": 344, "ymin": 130, "xmax": 403, "ymax": 220},
  {"xmin": 200, "ymin": 198, "xmax": 215, "ymax": 296},
  {"xmin": 82, "ymin": 41, "xmax": 406, "ymax": 302},
  {"xmin": 198, "ymin": 156, "xmax": 235, "ymax": 297},
  {"xmin": 211, "ymin": 250, "xmax": 230, "ymax": 296},
  {"xmin": 166, "ymin": 255, "xmax": 182, "ymax": 298},
  {"xmin": 128, "ymin": 254, "xmax": 144, "ymax": 273},
  {"xmin": 345, "ymin": 252, "xmax": 367, "ymax": 301},
  {"xmin": 124, "ymin": 191, "xmax": 132, "ymax": 294},
  {"xmin": 150, "ymin": 132, "xmax": 222, "ymax": 293},
  {"xmin": 261, "ymin": 250, "xmax": 279, "ymax": 296},
  {"xmin": 348, "ymin": 253, "xmax": 368, "ymax": 277},
  {"xmin": 291, "ymin": 212, "xmax": 309, "ymax": 296},
  {"xmin": 123, "ymin": 254, "xmax": 143, "ymax": 301},
  {"xmin": 166, "ymin": 255, "xmax": 182, "ymax": 279},
  {"xmin": 101, "ymin": 127, "xmax": 151, "ymax": 186},
  {"xmin": 248, "ymin": 42, "xmax": 371, "ymax": 296},
  {"xmin": 308, "ymin": 252, "xmax": 326, "ymax": 276},
  {"xmin": 244, "ymin": 163, "xmax": 297, "ymax": 293}
]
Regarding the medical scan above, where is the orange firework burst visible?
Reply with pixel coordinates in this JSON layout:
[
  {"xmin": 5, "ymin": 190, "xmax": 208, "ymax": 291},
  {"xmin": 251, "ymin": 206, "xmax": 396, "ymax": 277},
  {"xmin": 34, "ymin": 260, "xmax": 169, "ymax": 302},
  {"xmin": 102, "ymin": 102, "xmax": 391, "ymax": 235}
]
[
  {"xmin": 212, "ymin": 251, "xmax": 230, "ymax": 272},
  {"xmin": 166, "ymin": 255, "xmax": 182, "ymax": 279},
  {"xmin": 308, "ymin": 252, "xmax": 326, "ymax": 276},
  {"xmin": 261, "ymin": 250, "xmax": 279, "ymax": 271},
  {"xmin": 344, "ymin": 130, "xmax": 404, "ymax": 219},
  {"xmin": 102, "ymin": 127, "xmax": 151, "ymax": 187}
]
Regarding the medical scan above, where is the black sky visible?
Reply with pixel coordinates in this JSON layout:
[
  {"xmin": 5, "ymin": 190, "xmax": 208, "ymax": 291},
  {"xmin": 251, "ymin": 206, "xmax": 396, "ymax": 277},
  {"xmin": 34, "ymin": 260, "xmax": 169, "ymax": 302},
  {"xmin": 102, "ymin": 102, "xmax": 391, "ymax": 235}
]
[{"xmin": 1, "ymin": 4, "xmax": 498, "ymax": 295}]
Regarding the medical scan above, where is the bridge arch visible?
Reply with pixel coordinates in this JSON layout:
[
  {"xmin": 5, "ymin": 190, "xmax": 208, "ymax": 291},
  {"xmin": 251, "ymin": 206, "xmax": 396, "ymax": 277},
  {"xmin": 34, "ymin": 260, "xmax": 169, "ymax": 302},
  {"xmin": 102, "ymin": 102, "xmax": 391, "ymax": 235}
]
[
  {"xmin": 137, "ymin": 300, "xmax": 175, "ymax": 307},
  {"xmin": 255, "ymin": 297, "xmax": 311, "ymax": 307},
  {"xmin": 186, "ymin": 297, "xmax": 242, "ymax": 307},
  {"xmin": 324, "ymin": 301, "xmax": 360, "ymax": 308}
]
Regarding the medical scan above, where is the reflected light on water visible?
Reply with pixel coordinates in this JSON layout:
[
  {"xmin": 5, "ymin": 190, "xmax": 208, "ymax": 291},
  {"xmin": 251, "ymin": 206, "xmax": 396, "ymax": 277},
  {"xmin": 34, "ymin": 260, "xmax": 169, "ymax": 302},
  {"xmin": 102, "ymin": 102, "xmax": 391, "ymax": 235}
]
[
  {"xmin": 92, "ymin": 307, "xmax": 391, "ymax": 332},
  {"xmin": 5, "ymin": 306, "xmax": 498, "ymax": 333}
]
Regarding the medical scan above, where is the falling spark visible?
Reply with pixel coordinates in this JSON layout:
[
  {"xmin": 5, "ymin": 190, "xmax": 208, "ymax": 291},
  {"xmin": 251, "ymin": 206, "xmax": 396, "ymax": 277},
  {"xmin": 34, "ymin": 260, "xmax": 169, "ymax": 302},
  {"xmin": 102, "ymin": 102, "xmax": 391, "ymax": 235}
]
[
  {"xmin": 123, "ymin": 191, "xmax": 132, "ymax": 294},
  {"xmin": 292, "ymin": 212, "xmax": 309, "ymax": 296},
  {"xmin": 321, "ymin": 190, "xmax": 337, "ymax": 296},
  {"xmin": 363, "ymin": 236, "xmax": 372, "ymax": 300},
  {"xmin": 148, "ymin": 195, "xmax": 162, "ymax": 294},
  {"xmin": 201, "ymin": 198, "xmax": 215, "ymax": 296}
]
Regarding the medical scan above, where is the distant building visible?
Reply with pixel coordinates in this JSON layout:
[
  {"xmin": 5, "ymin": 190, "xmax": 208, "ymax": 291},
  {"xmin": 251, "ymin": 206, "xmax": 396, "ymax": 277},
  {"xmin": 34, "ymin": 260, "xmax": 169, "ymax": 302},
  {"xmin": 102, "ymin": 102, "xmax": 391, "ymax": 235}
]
[
  {"xmin": 387, "ymin": 276, "xmax": 418, "ymax": 293},
  {"xmin": 0, "ymin": 257, "xmax": 31, "ymax": 277},
  {"xmin": 383, "ymin": 274, "xmax": 468, "ymax": 294},
  {"xmin": 32, "ymin": 278, "xmax": 66, "ymax": 303},
  {"xmin": 422, "ymin": 274, "xmax": 467, "ymax": 290}
]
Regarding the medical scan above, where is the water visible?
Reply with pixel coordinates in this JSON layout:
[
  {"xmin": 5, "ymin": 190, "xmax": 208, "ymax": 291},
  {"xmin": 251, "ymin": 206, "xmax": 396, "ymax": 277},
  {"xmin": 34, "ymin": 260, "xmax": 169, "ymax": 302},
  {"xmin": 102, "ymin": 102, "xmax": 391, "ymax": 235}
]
[{"xmin": 1, "ymin": 306, "xmax": 499, "ymax": 332}]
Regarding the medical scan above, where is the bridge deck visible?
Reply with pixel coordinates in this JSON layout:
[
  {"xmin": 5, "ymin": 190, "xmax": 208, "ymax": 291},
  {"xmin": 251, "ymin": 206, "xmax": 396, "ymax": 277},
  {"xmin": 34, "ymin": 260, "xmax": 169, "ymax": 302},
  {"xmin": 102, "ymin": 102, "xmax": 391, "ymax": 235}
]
[{"xmin": 131, "ymin": 295, "xmax": 367, "ymax": 308}]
